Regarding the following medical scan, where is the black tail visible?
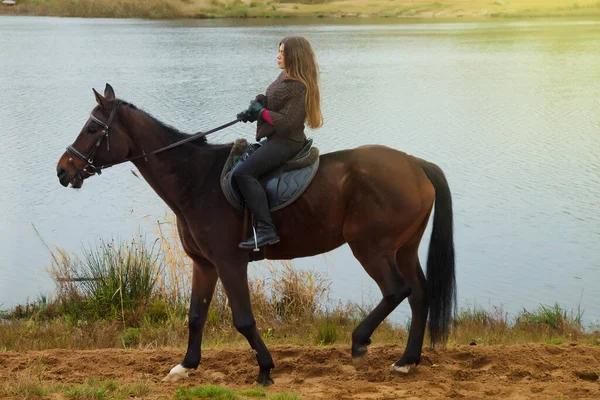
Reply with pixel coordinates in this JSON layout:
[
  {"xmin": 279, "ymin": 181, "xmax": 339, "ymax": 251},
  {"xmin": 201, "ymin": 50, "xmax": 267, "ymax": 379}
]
[{"xmin": 421, "ymin": 161, "xmax": 456, "ymax": 346}]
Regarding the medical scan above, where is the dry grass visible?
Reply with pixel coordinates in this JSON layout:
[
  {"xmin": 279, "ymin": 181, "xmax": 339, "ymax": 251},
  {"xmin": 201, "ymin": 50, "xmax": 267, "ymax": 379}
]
[
  {"xmin": 2, "ymin": 0, "xmax": 600, "ymax": 19},
  {"xmin": 2, "ymin": 211, "xmax": 597, "ymax": 352},
  {"xmin": 0, "ymin": 360, "xmax": 153, "ymax": 400},
  {"xmin": 0, "ymin": 374, "xmax": 292, "ymax": 400},
  {"xmin": 1, "ymin": 213, "xmax": 403, "ymax": 350},
  {"xmin": 154, "ymin": 218, "xmax": 192, "ymax": 318},
  {"xmin": 450, "ymin": 303, "xmax": 592, "ymax": 346},
  {"xmin": 0, "ymin": 359, "xmax": 50, "ymax": 399}
]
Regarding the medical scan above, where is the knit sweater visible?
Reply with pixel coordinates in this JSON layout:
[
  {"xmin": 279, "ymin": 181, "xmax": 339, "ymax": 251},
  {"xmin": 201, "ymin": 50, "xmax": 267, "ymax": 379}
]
[{"xmin": 255, "ymin": 72, "xmax": 307, "ymax": 143}]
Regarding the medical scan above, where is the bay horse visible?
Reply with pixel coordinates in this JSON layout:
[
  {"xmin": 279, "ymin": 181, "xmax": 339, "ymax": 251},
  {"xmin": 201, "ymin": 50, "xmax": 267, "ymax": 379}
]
[{"xmin": 56, "ymin": 84, "xmax": 456, "ymax": 385}]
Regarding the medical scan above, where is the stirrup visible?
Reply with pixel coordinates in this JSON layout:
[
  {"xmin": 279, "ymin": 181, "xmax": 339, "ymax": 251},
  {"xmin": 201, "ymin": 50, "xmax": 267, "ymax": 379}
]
[{"xmin": 252, "ymin": 224, "xmax": 259, "ymax": 252}]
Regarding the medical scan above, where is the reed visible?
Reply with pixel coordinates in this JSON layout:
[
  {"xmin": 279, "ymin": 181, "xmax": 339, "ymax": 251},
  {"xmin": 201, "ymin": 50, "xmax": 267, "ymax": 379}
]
[
  {"xmin": 45, "ymin": 237, "xmax": 164, "ymax": 326},
  {"xmin": 451, "ymin": 302, "xmax": 587, "ymax": 346},
  {"xmin": 2, "ymin": 213, "xmax": 597, "ymax": 351}
]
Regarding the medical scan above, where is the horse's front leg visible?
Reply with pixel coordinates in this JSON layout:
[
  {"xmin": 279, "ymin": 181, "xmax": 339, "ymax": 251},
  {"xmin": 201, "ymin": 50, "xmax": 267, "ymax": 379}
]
[
  {"xmin": 219, "ymin": 262, "xmax": 275, "ymax": 386},
  {"xmin": 164, "ymin": 257, "xmax": 217, "ymax": 382}
]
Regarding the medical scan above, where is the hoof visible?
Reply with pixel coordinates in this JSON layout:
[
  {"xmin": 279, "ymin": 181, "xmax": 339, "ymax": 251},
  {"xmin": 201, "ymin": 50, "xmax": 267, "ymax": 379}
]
[
  {"xmin": 256, "ymin": 375, "xmax": 274, "ymax": 387},
  {"xmin": 256, "ymin": 376, "xmax": 274, "ymax": 387},
  {"xmin": 351, "ymin": 337, "xmax": 371, "ymax": 363},
  {"xmin": 390, "ymin": 363, "xmax": 412, "ymax": 375},
  {"xmin": 351, "ymin": 346, "xmax": 369, "ymax": 365},
  {"xmin": 163, "ymin": 364, "xmax": 193, "ymax": 382},
  {"xmin": 256, "ymin": 368, "xmax": 274, "ymax": 387}
]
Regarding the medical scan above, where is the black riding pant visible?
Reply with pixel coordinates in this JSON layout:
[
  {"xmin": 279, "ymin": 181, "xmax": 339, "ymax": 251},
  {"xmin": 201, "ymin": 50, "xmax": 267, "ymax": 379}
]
[{"xmin": 233, "ymin": 136, "xmax": 304, "ymax": 228}]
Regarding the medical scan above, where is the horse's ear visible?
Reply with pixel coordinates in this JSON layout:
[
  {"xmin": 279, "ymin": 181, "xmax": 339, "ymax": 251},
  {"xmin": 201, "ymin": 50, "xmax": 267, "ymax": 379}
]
[
  {"xmin": 93, "ymin": 88, "xmax": 106, "ymax": 109},
  {"xmin": 104, "ymin": 83, "xmax": 115, "ymax": 101}
]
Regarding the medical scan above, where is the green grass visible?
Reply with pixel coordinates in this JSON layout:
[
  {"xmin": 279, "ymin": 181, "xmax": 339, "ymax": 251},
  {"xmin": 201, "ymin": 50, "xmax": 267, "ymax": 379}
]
[
  {"xmin": 7, "ymin": 234, "xmax": 187, "ymax": 327},
  {"xmin": 64, "ymin": 377, "xmax": 152, "ymax": 399},
  {"xmin": 174, "ymin": 385, "xmax": 294, "ymax": 400},
  {"xmin": 518, "ymin": 302, "xmax": 583, "ymax": 330},
  {"xmin": 240, "ymin": 388, "xmax": 268, "ymax": 397},
  {"xmin": 267, "ymin": 393, "xmax": 301, "ymax": 400},
  {"xmin": 54, "ymin": 238, "xmax": 165, "ymax": 326},
  {"xmin": 451, "ymin": 302, "xmax": 588, "ymax": 346},
  {"xmin": 315, "ymin": 314, "xmax": 338, "ymax": 345},
  {"xmin": 175, "ymin": 385, "xmax": 240, "ymax": 400}
]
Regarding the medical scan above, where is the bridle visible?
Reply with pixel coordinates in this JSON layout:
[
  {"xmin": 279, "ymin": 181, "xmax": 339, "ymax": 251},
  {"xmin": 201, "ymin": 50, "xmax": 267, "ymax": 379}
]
[
  {"xmin": 65, "ymin": 103, "xmax": 239, "ymax": 180},
  {"xmin": 66, "ymin": 106, "xmax": 118, "ymax": 179}
]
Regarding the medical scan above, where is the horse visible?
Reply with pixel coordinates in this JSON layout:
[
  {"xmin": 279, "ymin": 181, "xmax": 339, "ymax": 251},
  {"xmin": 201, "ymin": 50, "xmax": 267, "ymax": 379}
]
[{"xmin": 56, "ymin": 84, "xmax": 456, "ymax": 385}]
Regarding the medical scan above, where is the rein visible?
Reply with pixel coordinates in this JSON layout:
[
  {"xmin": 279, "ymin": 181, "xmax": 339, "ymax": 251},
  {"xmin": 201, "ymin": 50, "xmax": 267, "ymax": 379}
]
[
  {"xmin": 66, "ymin": 104, "xmax": 239, "ymax": 178},
  {"xmin": 104, "ymin": 118, "xmax": 239, "ymax": 169}
]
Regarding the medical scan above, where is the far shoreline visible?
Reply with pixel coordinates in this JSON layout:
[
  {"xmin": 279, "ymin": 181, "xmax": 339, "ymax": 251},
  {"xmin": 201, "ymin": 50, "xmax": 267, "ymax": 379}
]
[
  {"xmin": 2, "ymin": 13, "xmax": 600, "ymax": 26},
  {"xmin": 2, "ymin": 0, "xmax": 600, "ymax": 22}
]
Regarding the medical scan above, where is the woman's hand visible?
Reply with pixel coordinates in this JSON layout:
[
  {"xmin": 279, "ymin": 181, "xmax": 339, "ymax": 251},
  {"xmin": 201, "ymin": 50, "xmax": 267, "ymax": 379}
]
[
  {"xmin": 237, "ymin": 99, "xmax": 265, "ymax": 123},
  {"xmin": 237, "ymin": 109, "xmax": 251, "ymax": 123},
  {"xmin": 247, "ymin": 100, "xmax": 265, "ymax": 121}
]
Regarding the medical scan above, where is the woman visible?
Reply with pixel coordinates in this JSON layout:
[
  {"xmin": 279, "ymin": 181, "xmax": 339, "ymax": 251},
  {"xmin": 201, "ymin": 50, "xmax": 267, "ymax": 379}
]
[{"xmin": 235, "ymin": 36, "xmax": 323, "ymax": 250}]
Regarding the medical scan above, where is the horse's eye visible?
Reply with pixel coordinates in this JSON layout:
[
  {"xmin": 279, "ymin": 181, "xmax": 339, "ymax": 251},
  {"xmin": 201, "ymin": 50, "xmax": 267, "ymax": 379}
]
[{"xmin": 88, "ymin": 127, "xmax": 98, "ymax": 135}]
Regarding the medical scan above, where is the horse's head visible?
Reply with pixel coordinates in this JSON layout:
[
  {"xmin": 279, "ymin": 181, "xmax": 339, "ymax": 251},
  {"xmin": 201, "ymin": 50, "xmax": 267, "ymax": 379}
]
[{"xmin": 56, "ymin": 84, "xmax": 134, "ymax": 188}]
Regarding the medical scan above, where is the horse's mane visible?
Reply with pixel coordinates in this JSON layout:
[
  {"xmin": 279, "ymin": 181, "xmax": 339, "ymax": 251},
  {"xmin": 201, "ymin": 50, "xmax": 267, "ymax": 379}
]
[{"xmin": 117, "ymin": 99, "xmax": 208, "ymax": 145}]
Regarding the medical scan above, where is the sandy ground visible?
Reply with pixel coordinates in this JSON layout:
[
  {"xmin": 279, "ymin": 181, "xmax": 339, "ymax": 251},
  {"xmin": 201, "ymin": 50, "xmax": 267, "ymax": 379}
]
[{"xmin": 1, "ymin": 344, "xmax": 599, "ymax": 399}]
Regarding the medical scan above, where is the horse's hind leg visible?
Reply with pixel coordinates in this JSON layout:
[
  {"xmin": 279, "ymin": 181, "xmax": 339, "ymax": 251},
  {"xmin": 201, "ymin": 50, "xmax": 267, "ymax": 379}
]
[
  {"xmin": 349, "ymin": 242, "xmax": 412, "ymax": 362},
  {"xmin": 391, "ymin": 245, "xmax": 428, "ymax": 374}
]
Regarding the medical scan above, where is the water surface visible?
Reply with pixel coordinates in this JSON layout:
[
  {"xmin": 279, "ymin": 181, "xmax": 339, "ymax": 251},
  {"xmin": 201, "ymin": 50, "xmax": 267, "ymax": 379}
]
[{"xmin": 1, "ymin": 16, "xmax": 599, "ymax": 324}]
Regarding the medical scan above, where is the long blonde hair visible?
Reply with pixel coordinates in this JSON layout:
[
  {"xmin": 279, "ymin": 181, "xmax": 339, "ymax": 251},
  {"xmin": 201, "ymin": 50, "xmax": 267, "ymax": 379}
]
[{"xmin": 281, "ymin": 36, "xmax": 323, "ymax": 129}]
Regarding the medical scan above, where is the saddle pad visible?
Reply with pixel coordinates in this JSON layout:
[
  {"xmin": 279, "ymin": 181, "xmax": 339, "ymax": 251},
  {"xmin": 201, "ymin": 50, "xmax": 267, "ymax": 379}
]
[{"xmin": 220, "ymin": 139, "xmax": 320, "ymax": 212}]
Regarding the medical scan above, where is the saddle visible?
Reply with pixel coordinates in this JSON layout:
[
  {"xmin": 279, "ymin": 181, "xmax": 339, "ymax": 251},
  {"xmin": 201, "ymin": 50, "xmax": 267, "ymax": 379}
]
[{"xmin": 220, "ymin": 138, "xmax": 320, "ymax": 212}]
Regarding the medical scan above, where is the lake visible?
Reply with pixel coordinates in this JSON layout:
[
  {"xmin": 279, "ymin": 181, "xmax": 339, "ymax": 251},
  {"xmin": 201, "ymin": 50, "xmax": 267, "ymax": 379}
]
[{"xmin": 1, "ymin": 16, "xmax": 599, "ymax": 325}]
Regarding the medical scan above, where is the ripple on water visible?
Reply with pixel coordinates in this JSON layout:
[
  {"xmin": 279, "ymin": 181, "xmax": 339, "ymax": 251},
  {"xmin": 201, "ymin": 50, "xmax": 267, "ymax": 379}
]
[{"xmin": 0, "ymin": 17, "xmax": 599, "ymax": 323}]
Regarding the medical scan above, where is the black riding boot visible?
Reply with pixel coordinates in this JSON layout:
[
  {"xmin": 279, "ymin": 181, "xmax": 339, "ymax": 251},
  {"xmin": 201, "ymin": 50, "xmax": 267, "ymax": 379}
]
[
  {"xmin": 239, "ymin": 219, "xmax": 280, "ymax": 250},
  {"xmin": 234, "ymin": 172, "xmax": 281, "ymax": 250},
  {"xmin": 232, "ymin": 137, "xmax": 303, "ymax": 250}
]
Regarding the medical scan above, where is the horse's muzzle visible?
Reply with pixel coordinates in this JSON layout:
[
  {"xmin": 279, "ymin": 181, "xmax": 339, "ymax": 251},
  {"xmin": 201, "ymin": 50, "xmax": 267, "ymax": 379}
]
[
  {"xmin": 57, "ymin": 165, "xmax": 70, "ymax": 187},
  {"xmin": 57, "ymin": 164, "xmax": 84, "ymax": 188}
]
